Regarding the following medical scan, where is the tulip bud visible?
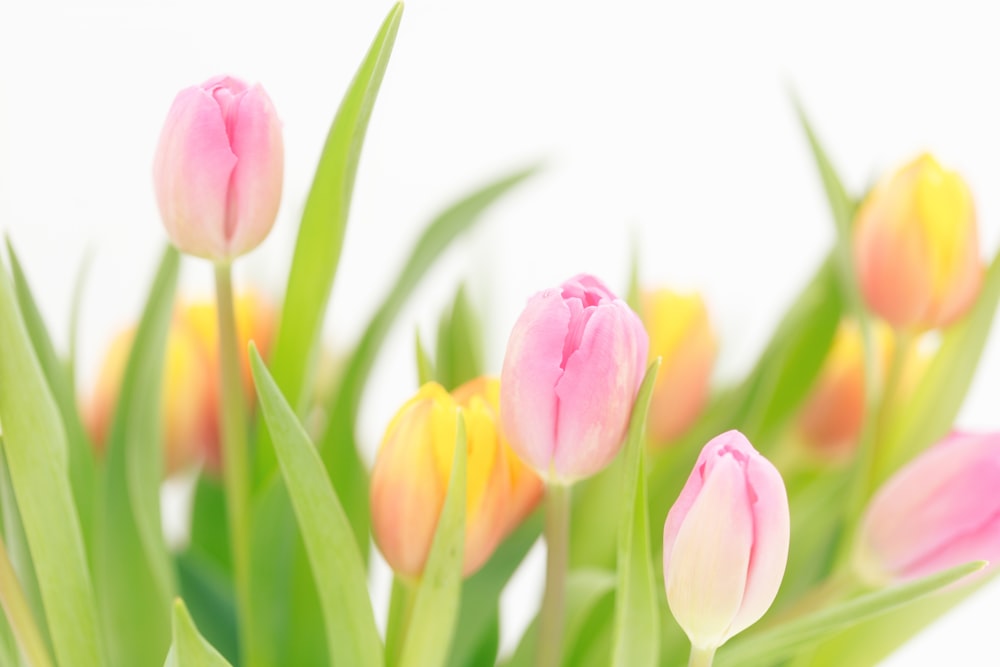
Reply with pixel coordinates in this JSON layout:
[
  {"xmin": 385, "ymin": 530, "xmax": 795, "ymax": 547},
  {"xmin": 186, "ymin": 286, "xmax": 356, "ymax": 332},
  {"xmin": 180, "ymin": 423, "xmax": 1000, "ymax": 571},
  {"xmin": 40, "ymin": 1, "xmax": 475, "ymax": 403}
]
[
  {"xmin": 663, "ymin": 430, "xmax": 789, "ymax": 652},
  {"xmin": 500, "ymin": 274, "xmax": 648, "ymax": 483},
  {"xmin": 854, "ymin": 431, "xmax": 1000, "ymax": 586},
  {"xmin": 85, "ymin": 291, "xmax": 275, "ymax": 475},
  {"xmin": 853, "ymin": 153, "xmax": 982, "ymax": 330},
  {"xmin": 370, "ymin": 381, "xmax": 511, "ymax": 578},
  {"xmin": 640, "ymin": 289, "xmax": 716, "ymax": 445},
  {"xmin": 153, "ymin": 75, "xmax": 283, "ymax": 261}
]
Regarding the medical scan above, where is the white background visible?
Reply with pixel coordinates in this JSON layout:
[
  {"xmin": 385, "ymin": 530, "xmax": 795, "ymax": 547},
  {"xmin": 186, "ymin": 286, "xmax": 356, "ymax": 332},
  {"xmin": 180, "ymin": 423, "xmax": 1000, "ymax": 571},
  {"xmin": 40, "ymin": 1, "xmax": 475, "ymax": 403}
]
[{"xmin": 3, "ymin": 0, "xmax": 1000, "ymax": 664}]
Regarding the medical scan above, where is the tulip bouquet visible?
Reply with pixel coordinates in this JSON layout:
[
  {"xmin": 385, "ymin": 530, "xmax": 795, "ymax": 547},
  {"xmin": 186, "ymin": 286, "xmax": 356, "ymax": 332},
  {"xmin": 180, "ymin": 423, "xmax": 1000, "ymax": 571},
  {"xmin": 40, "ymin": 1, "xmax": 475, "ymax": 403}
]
[{"xmin": 1, "ymin": 4, "xmax": 998, "ymax": 667}]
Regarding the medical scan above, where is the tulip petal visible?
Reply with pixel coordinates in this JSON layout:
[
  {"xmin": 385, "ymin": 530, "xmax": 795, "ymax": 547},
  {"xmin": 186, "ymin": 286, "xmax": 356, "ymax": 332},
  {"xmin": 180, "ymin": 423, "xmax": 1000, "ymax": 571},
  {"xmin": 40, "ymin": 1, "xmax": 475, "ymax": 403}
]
[
  {"xmin": 153, "ymin": 87, "xmax": 235, "ymax": 259},
  {"xmin": 665, "ymin": 453, "xmax": 754, "ymax": 650},
  {"xmin": 500, "ymin": 289, "xmax": 569, "ymax": 475},
  {"xmin": 225, "ymin": 84, "xmax": 284, "ymax": 257}
]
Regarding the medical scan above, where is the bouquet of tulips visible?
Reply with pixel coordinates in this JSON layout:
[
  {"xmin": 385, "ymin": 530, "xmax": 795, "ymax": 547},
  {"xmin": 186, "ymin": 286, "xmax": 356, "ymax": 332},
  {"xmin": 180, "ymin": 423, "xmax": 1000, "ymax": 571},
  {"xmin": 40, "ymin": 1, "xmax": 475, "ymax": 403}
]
[{"xmin": 1, "ymin": 5, "xmax": 997, "ymax": 667}]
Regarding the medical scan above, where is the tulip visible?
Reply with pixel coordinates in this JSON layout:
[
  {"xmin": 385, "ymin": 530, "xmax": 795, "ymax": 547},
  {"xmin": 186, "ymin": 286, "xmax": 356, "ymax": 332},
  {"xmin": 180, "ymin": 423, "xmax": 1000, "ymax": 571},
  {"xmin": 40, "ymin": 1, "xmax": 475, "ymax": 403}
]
[
  {"xmin": 85, "ymin": 291, "xmax": 275, "ymax": 475},
  {"xmin": 853, "ymin": 153, "xmax": 982, "ymax": 330},
  {"xmin": 641, "ymin": 289, "xmax": 716, "ymax": 445},
  {"xmin": 663, "ymin": 431, "xmax": 789, "ymax": 655},
  {"xmin": 370, "ymin": 381, "xmax": 511, "ymax": 578},
  {"xmin": 153, "ymin": 75, "xmax": 283, "ymax": 261},
  {"xmin": 499, "ymin": 274, "xmax": 648, "ymax": 483},
  {"xmin": 854, "ymin": 431, "xmax": 1000, "ymax": 586}
]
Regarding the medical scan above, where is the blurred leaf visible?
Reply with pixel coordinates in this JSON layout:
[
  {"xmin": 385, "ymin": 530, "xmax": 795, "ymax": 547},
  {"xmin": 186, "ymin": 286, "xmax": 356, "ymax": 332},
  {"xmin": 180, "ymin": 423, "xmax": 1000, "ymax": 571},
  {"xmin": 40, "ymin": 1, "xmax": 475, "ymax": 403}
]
[
  {"xmin": 318, "ymin": 165, "xmax": 538, "ymax": 552},
  {"xmin": 188, "ymin": 477, "xmax": 232, "ymax": 574},
  {"xmin": 715, "ymin": 561, "xmax": 984, "ymax": 667},
  {"xmin": 436, "ymin": 284, "xmax": 483, "ymax": 391},
  {"xmin": 0, "ymin": 255, "xmax": 105, "ymax": 666},
  {"xmin": 250, "ymin": 345, "xmax": 383, "ymax": 667},
  {"xmin": 626, "ymin": 232, "xmax": 641, "ymax": 312},
  {"xmin": 258, "ymin": 2, "xmax": 405, "ymax": 480},
  {"xmin": 732, "ymin": 257, "xmax": 843, "ymax": 445},
  {"xmin": 175, "ymin": 550, "xmax": 239, "ymax": 666},
  {"xmin": 415, "ymin": 329, "xmax": 435, "ymax": 385},
  {"xmin": 446, "ymin": 511, "xmax": 542, "ymax": 667},
  {"xmin": 5, "ymin": 239, "xmax": 96, "ymax": 557},
  {"xmin": 880, "ymin": 249, "xmax": 1000, "ymax": 480},
  {"xmin": 164, "ymin": 599, "xmax": 233, "ymax": 667},
  {"xmin": 612, "ymin": 361, "xmax": 661, "ymax": 667},
  {"xmin": 504, "ymin": 569, "xmax": 617, "ymax": 667},
  {"xmin": 398, "ymin": 415, "xmax": 467, "ymax": 667},
  {"xmin": 95, "ymin": 247, "xmax": 179, "ymax": 667},
  {"xmin": 569, "ymin": 456, "xmax": 624, "ymax": 570}
]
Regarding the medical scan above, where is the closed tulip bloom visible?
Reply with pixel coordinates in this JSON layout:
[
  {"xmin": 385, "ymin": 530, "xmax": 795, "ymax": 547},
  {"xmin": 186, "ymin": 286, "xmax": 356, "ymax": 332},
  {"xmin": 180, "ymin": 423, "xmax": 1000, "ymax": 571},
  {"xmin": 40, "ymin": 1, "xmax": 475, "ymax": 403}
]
[
  {"xmin": 641, "ymin": 289, "xmax": 716, "ymax": 445},
  {"xmin": 153, "ymin": 75, "xmax": 283, "ymax": 261},
  {"xmin": 663, "ymin": 430, "xmax": 789, "ymax": 652},
  {"xmin": 853, "ymin": 153, "xmax": 982, "ymax": 330},
  {"xmin": 854, "ymin": 431, "xmax": 1000, "ymax": 586},
  {"xmin": 371, "ymin": 381, "xmax": 510, "ymax": 578},
  {"xmin": 500, "ymin": 274, "xmax": 648, "ymax": 483}
]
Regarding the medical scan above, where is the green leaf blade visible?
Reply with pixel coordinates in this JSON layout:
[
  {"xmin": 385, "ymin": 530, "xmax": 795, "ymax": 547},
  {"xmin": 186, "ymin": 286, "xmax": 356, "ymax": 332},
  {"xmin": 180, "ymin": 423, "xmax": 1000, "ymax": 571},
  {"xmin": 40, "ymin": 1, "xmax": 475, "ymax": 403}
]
[
  {"xmin": 398, "ymin": 414, "xmax": 467, "ymax": 667},
  {"xmin": 165, "ymin": 599, "xmax": 233, "ymax": 667},
  {"xmin": 0, "ymin": 255, "xmax": 105, "ymax": 667},
  {"xmin": 249, "ymin": 344, "xmax": 383, "ymax": 667},
  {"xmin": 259, "ymin": 2, "xmax": 404, "ymax": 480},
  {"xmin": 611, "ymin": 360, "xmax": 661, "ymax": 667}
]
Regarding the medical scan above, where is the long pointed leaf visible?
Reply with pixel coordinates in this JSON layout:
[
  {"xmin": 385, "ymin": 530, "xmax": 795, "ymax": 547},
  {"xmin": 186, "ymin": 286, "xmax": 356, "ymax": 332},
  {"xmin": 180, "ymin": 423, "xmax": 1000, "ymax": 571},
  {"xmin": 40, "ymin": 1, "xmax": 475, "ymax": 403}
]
[
  {"xmin": 716, "ymin": 561, "xmax": 984, "ymax": 666},
  {"xmin": 612, "ymin": 361, "xmax": 661, "ymax": 667},
  {"xmin": 258, "ymin": 2, "xmax": 404, "ymax": 480},
  {"xmin": 0, "ymin": 255, "xmax": 105, "ymax": 667},
  {"xmin": 95, "ymin": 247, "xmax": 179, "ymax": 667},
  {"xmin": 164, "ymin": 599, "xmax": 233, "ymax": 667},
  {"xmin": 249, "ymin": 344, "xmax": 383, "ymax": 667},
  {"xmin": 398, "ymin": 414, "xmax": 467, "ymax": 667}
]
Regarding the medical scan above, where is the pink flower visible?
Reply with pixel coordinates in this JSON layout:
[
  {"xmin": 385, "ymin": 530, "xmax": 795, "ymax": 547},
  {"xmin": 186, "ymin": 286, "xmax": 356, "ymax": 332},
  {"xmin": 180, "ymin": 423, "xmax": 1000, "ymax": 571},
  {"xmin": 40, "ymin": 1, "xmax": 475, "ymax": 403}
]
[
  {"xmin": 153, "ymin": 75, "xmax": 283, "ymax": 261},
  {"xmin": 663, "ymin": 431, "xmax": 790, "ymax": 651},
  {"xmin": 855, "ymin": 431, "xmax": 1000, "ymax": 585},
  {"xmin": 499, "ymin": 274, "xmax": 648, "ymax": 483}
]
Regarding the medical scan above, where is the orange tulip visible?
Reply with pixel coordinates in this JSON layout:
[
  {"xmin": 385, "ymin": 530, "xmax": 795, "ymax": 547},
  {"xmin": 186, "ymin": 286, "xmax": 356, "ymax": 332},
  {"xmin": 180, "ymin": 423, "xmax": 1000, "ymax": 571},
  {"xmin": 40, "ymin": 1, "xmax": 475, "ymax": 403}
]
[{"xmin": 641, "ymin": 289, "xmax": 717, "ymax": 445}]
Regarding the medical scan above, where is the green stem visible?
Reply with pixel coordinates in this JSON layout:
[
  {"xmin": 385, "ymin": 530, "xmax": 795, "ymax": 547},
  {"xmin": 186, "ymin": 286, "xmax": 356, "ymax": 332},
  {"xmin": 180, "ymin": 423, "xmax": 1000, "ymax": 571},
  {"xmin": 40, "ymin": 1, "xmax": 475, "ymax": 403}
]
[
  {"xmin": 214, "ymin": 264, "xmax": 254, "ymax": 666},
  {"xmin": 688, "ymin": 645, "xmax": 716, "ymax": 667},
  {"xmin": 868, "ymin": 330, "xmax": 914, "ymax": 489},
  {"xmin": 537, "ymin": 483, "xmax": 571, "ymax": 667},
  {"xmin": 385, "ymin": 576, "xmax": 416, "ymax": 667},
  {"xmin": 0, "ymin": 537, "xmax": 54, "ymax": 667}
]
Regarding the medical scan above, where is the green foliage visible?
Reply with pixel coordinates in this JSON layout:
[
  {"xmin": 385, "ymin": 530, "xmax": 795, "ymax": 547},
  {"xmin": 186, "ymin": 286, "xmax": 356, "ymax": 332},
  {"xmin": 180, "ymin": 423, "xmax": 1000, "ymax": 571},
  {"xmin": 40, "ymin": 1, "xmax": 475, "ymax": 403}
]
[
  {"xmin": 164, "ymin": 599, "xmax": 234, "ymax": 667},
  {"xmin": 435, "ymin": 284, "xmax": 484, "ymax": 391}
]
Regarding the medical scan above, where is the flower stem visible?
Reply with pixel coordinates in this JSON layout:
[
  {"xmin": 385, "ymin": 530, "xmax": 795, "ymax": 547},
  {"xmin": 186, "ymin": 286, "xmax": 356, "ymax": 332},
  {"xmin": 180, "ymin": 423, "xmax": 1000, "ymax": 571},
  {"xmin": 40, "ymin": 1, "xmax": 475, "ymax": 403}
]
[
  {"xmin": 537, "ymin": 483, "xmax": 571, "ymax": 667},
  {"xmin": 385, "ymin": 576, "xmax": 416, "ymax": 667},
  {"xmin": 0, "ymin": 536, "xmax": 54, "ymax": 667},
  {"xmin": 688, "ymin": 646, "xmax": 716, "ymax": 667},
  {"xmin": 214, "ymin": 263, "xmax": 254, "ymax": 666}
]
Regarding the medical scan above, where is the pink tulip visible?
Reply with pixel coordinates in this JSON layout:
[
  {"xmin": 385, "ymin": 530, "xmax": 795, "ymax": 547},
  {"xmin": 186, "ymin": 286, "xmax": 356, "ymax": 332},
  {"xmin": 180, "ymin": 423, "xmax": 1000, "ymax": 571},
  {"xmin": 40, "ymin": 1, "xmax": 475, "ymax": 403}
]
[
  {"xmin": 663, "ymin": 431, "xmax": 789, "ymax": 651},
  {"xmin": 499, "ymin": 274, "xmax": 648, "ymax": 483},
  {"xmin": 855, "ymin": 431, "xmax": 1000, "ymax": 585},
  {"xmin": 153, "ymin": 75, "xmax": 283, "ymax": 261}
]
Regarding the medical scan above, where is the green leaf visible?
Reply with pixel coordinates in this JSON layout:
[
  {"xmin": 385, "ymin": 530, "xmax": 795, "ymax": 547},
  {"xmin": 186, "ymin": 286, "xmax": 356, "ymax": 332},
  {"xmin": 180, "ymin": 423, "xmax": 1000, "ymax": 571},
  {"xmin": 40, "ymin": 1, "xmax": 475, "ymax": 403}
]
[
  {"xmin": 0, "ymin": 255, "xmax": 105, "ymax": 666},
  {"xmin": 0, "ymin": 507, "xmax": 54, "ymax": 667},
  {"xmin": 435, "ymin": 284, "xmax": 483, "ymax": 391},
  {"xmin": 612, "ymin": 360, "xmax": 661, "ymax": 667},
  {"xmin": 880, "ymin": 248, "xmax": 1000, "ymax": 480},
  {"xmin": 250, "ymin": 344, "xmax": 383, "ymax": 667},
  {"xmin": 319, "ymin": 164, "xmax": 538, "ymax": 552},
  {"xmin": 164, "ymin": 599, "xmax": 233, "ymax": 667},
  {"xmin": 95, "ymin": 246, "xmax": 179, "ymax": 667},
  {"xmin": 446, "ymin": 513, "xmax": 542, "ymax": 667},
  {"xmin": 715, "ymin": 561, "xmax": 984, "ymax": 666},
  {"xmin": 258, "ymin": 2, "xmax": 404, "ymax": 480},
  {"xmin": 398, "ymin": 414, "xmax": 467, "ymax": 667},
  {"xmin": 175, "ymin": 550, "xmax": 239, "ymax": 666},
  {"xmin": 5, "ymin": 239, "xmax": 96, "ymax": 558},
  {"xmin": 415, "ymin": 329, "xmax": 436, "ymax": 386},
  {"xmin": 504, "ymin": 569, "xmax": 617, "ymax": 667}
]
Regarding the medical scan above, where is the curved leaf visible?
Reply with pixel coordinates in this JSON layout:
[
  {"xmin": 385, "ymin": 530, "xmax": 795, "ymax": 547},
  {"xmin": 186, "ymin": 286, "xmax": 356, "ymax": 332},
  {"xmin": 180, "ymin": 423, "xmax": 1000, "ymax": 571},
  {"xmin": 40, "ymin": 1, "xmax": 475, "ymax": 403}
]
[
  {"xmin": 165, "ymin": 599, "xmax": 233, "ymax": 667},
  {"xmin": 250, "ymin": 345, "xmax": 383, "ymax": 667}
]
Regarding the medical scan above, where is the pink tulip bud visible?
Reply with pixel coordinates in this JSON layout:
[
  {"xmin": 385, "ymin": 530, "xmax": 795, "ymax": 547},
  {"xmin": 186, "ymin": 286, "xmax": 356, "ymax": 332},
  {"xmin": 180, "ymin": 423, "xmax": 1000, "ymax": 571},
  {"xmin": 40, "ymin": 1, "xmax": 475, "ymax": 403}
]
[
  {"xmin": 663, "ymin": 431, "xmax": 790, "ymax": 651},
  {"xmin": 499, "ymin": 274, "xmax": 648, "ymax": 483},
  {"xmin": 153, "ymin": 76, "xmax": 284, "ymax": 261},
  {"xmin": 855, "ymin": 431, "xmax": 1000, "ymax": 586}
]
